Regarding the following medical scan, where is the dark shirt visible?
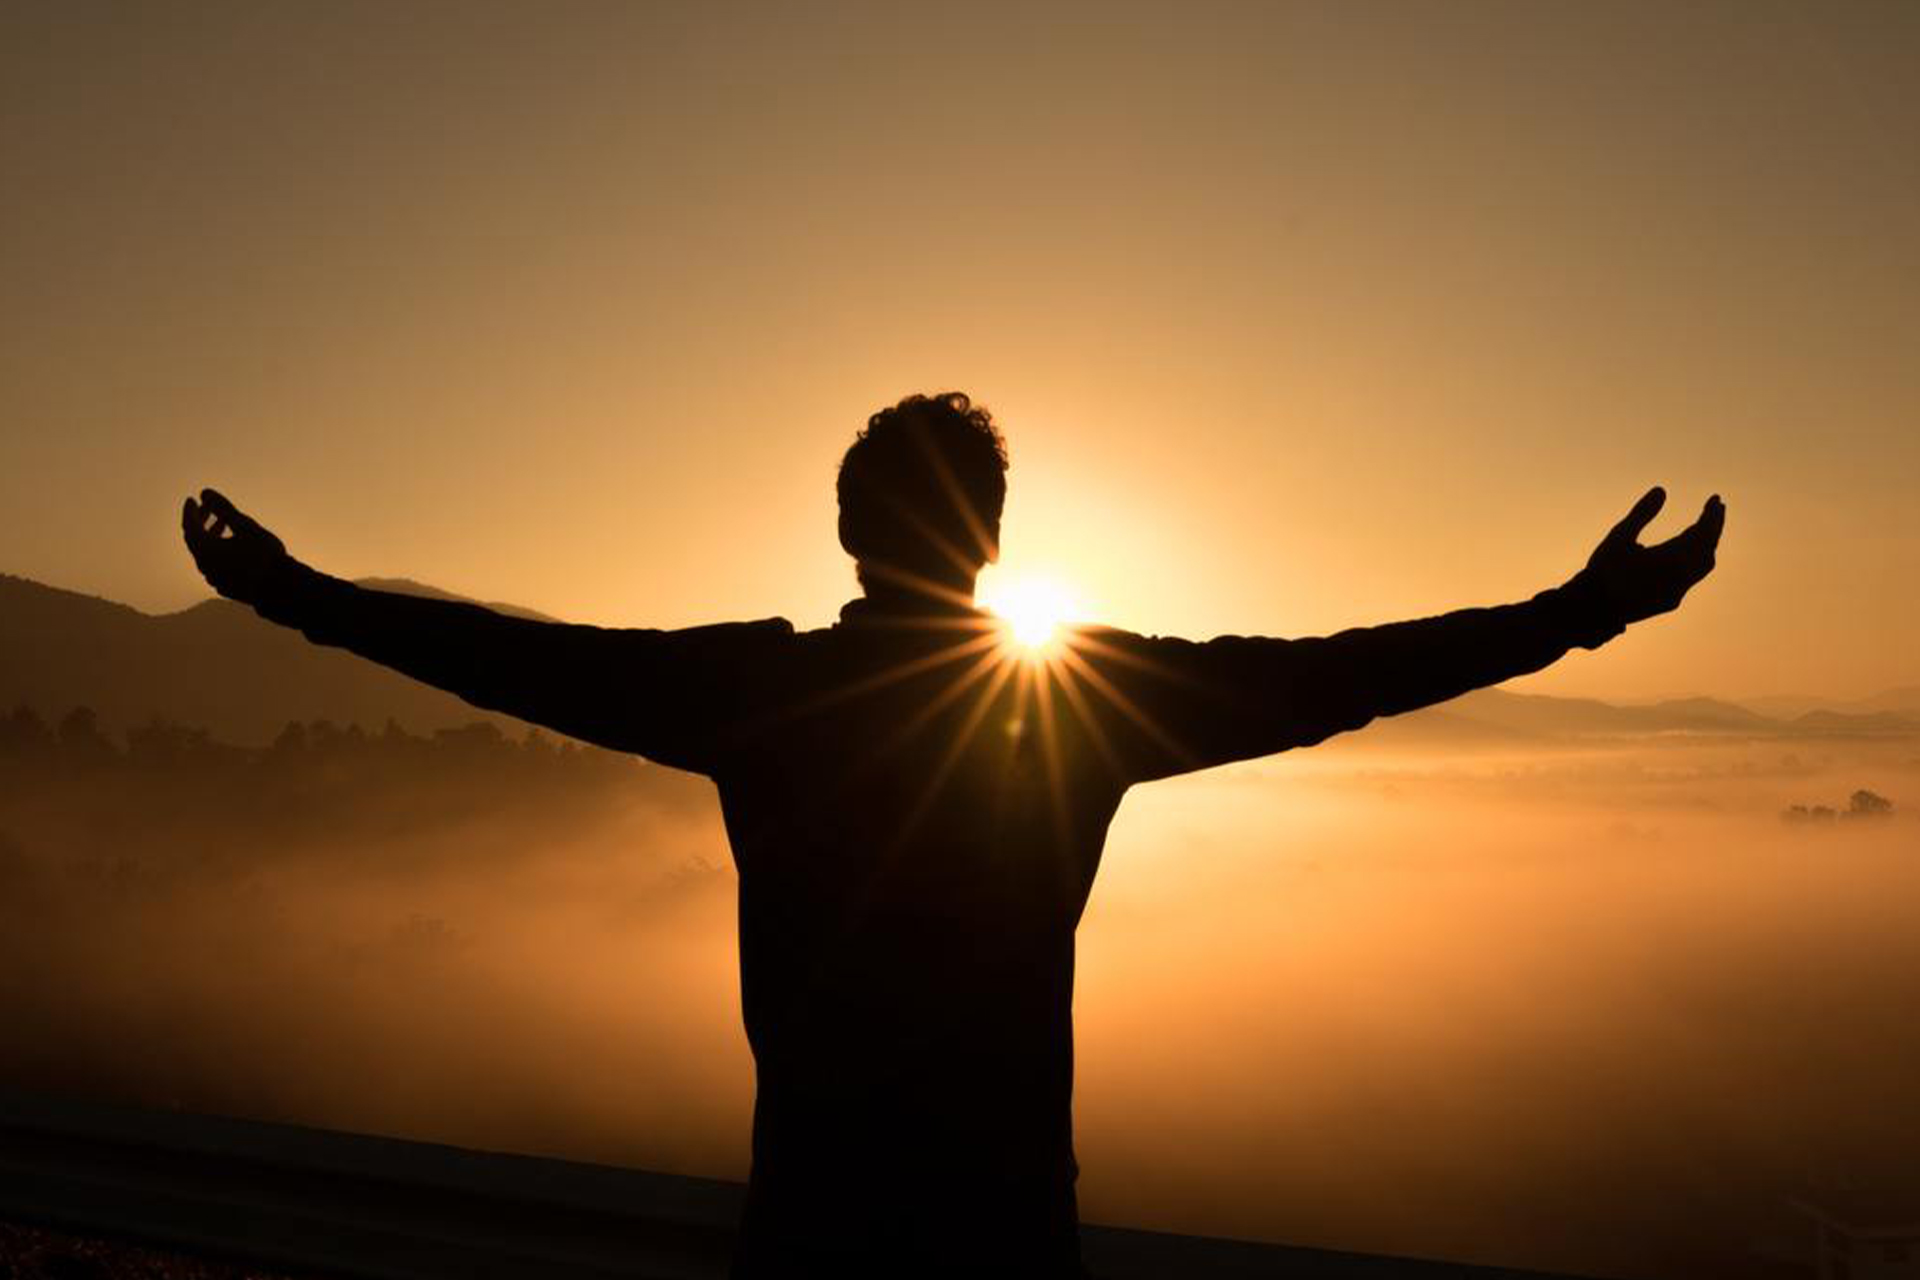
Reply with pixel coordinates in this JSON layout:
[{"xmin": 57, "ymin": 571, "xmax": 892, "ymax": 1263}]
[{"xmin": 249, "ymin": 568, "xmax": 1622, "ymax": 1274}]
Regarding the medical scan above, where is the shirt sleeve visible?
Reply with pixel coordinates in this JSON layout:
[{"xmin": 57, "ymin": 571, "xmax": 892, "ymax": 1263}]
[
  {"xmin": 1059, "ymin": 578, "xmax": 1626, "ymax": 783},
  {"xmin": 249, "ymin": 561, "xmax": 793, "ymax": 775}
]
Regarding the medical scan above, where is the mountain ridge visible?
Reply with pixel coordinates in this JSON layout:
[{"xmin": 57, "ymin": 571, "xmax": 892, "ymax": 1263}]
[{"xmin": 1, "ymin": 572, "xmax": 536, "ymax": 745}]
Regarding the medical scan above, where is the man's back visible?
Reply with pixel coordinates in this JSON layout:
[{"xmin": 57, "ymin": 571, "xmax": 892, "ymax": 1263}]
[{"xmin": 713, "ymin": 600, "xmax": 1122, "ymax": 1270}]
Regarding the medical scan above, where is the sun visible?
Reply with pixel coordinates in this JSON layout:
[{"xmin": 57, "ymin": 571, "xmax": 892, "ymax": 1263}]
[{"xmin": 978, "ymin": 573, "xmax": 1081, "ymax": 656}]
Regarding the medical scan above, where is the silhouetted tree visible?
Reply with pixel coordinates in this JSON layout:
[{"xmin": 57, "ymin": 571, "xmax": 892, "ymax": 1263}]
[
  {"xmin": 272, "ymin": 719, "xmax": 309, "ymax": 755},
  {"xmin": 1783, "ymin": 791, "xmax": 1898, "ymax": 825},
  {"xmin": 307, "ymin": 718, "xmax": 346, "ymax": 753},
  {"xmin": 56, "ymin": 705, "xmax": 116, "ymax": 766},
  {"xmin": 0, "ymin": 703, "xmax": 52, "ymax": 757},
  {"xmin": 126, "ymin": 718, "xmax": 215, "ymax": 770},
  {"xmin": 433, "ymin": 722, "xmax": 505, "ymax": 753},
  {"xmin": 1846, "ymin": 789, "xmax": 1893, "ymax": 819}
]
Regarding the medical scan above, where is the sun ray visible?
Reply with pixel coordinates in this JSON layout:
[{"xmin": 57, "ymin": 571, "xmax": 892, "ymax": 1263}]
[
  {"xmin": 907, "ymin": 424, "xmax": 1002, "ymax": 570},
  {"xmin": 795, "ymin": 637, "xmax": 1012, "ymax": 824},
  {"xmin": 1065, "ymin": 627, "xmax": 1210, "ymax": 687},
  {"xmin": 856, "ymin": 553, "xmax": 983, "ymax": 609},
  {"xmin": 1031, "ymin": 656, "xmax": 1074, "ymax": 853},
  {"xmin": 1055, "ymin": 643, "xmax": 1202, "ymax": 774},
  {"xmin": 884, "ymin": 649, "xmax": 1024, "ymax": 852},
  {"xmin": 876, "ymin": 641, "xmax": 1018, "ymax": 759},
  {"xmin": 1046, "ymin": 649, "xmax": 1129, "ymax": 783},
  {"xmin": 754, "ymin": 626, "xmax": 1001, "ymax": 729}
]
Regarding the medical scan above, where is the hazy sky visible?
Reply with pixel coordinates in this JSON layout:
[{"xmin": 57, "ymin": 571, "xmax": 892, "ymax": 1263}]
[{"xmin": 4, "ymin": 1, "xmax": 1915, "ymax": 699}]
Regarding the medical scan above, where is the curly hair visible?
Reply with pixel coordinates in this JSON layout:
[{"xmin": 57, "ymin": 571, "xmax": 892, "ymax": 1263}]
[{"xmin": 837, "ymin": 392, "xmax": 1008, "ymax": 584}]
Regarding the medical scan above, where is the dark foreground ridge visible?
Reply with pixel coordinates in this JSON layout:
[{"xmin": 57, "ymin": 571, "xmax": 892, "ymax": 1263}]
[{"xmin": 0, "ymin": 1090, "xmax": 1600, "ymax": 1280}]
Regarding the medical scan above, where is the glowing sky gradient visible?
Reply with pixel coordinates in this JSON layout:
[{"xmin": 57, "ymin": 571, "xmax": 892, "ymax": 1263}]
[{"xmin": 4, "ymin": 2, "xmax": 1915, "ymax": 699}]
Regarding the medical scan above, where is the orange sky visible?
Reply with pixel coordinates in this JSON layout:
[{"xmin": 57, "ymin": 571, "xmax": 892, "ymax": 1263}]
[{"xmin": 3, "ymin": 2, "xmax": 1915, "ymax": 700}]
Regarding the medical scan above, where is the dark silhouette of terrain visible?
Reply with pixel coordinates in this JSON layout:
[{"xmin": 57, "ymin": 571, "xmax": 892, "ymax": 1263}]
[
  {"xmin": 1746, "ymin": 686, "xmax": 1920, "ymax": 719},
  {"xmin": 0, "ymin": 574, "xmax": 540, "ymax": 745},
  {"xmin": 179, "ymin": 393, "xmax": 1723, "ymax": 1277},
  {"xmin": 0, "ymin": 1090, "xmax": 1604, "ymax": 1280}
]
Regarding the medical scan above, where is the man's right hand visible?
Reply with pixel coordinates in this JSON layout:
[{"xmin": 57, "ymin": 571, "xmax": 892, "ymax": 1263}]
[{"xmin": 182, "ymin": 488, "xmax": 293, "ymax": 607}]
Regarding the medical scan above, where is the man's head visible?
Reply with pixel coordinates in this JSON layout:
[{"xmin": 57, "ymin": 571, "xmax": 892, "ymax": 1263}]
[{"xmin": 838, "ymin": 392, "xmax": 1008, "ymax": 598}]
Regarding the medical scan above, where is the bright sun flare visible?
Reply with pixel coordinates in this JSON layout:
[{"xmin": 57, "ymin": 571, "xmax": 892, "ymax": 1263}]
[{"xmin": 978, "ymin": 574, "xmax": 1080, "ymax": 654}]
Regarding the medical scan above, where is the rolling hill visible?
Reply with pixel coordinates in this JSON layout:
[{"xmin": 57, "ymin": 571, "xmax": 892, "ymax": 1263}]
[{"xmin": 0, "ymin": 573, "xmax": 543, "ymax": 745}]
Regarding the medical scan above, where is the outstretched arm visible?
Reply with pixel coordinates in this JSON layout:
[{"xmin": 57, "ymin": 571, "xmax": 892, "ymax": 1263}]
[
  {"xmin": 181, "ymin": 488, "xmax": 785, "ymax": 769},
  {"xmin": 1072, "ymin": 487, "xmax": 1726, "ymax": 781}
]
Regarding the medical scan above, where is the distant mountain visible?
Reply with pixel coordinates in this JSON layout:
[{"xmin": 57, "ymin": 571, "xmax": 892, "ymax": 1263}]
[
  {"xmin": 1857, "ymin": 685, "xmax": 1920, "ymax": 715},
  {"xmin": 1743, "ymin": 693, "xmax": 1838, "ymax": 719},
  {"xmin": 1372, "ymin": 686, "xmax": 1918, "ymax": 745},
  {"xmin": 1790, "ymin": 708, "xmax": 1920, "ymax": 735},
  {"xmin": 0, "ymin": 573, "xmax": 549, "ymax": 746},
  {"xmin": 1747, "ymin": 687, "xmax": 1920, "ymax": 720},
  {"xmin": 1432, "ymin": 689, "xmax": 1779, "ymax": 737}
]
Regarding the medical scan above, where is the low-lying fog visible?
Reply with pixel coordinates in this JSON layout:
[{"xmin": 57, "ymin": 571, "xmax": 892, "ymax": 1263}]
[{"xmin": 3, "ymin": 720, "xmax": 1916, "ymax": 1279}]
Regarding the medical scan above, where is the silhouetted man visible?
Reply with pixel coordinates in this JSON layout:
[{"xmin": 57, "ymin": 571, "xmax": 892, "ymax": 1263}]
[{"xmin": 182, "ymin": 392, "xmax": 1724, "ymax": 1278}]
